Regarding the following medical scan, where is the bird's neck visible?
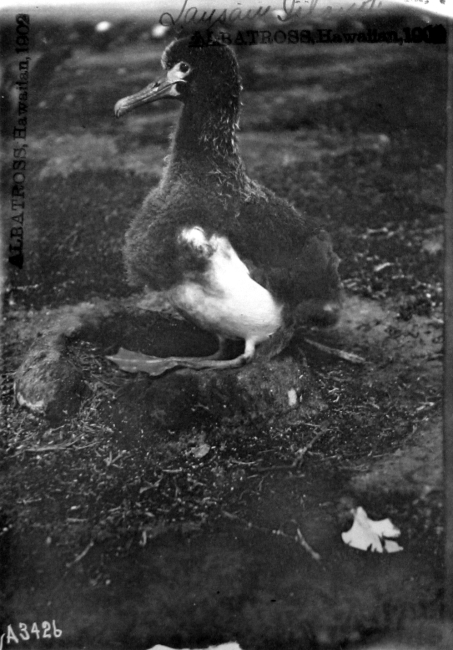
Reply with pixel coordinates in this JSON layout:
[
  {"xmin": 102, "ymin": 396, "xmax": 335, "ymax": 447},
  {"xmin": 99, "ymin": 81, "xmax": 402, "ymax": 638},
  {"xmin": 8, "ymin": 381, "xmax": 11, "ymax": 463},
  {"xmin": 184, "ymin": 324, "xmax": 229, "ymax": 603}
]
[{"xmin": 164, "ymin": 98, "xmax": 247, "ymax": 186}]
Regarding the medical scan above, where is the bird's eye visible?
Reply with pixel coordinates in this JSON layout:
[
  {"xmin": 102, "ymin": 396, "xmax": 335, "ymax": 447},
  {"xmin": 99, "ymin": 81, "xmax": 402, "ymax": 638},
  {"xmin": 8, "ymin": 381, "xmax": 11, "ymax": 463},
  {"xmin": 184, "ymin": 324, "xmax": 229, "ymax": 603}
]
[{"xmin": 180, "ymin": 62, "xmax": 190, "ymax": 73}]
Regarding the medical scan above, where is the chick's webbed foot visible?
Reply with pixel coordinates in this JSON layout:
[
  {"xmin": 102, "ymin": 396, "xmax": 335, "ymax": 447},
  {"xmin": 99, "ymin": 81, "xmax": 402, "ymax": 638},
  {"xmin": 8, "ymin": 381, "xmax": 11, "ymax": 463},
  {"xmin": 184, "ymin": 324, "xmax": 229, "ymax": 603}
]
[
  {"xmin": 106, "ymin": 340, "xmax": 255, "ymax": 377},
  {"xmin": 106, "ymin": 348, "xmax": 184, "ymax": 376}
]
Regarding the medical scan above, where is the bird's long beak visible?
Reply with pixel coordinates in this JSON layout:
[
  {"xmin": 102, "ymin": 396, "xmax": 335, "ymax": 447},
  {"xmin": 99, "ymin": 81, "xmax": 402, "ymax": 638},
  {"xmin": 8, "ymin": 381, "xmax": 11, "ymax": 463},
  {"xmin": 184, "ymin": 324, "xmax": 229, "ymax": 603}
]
[{"xmin": 114, "ymin": 69, "xmax": 184, "ymax": 118}]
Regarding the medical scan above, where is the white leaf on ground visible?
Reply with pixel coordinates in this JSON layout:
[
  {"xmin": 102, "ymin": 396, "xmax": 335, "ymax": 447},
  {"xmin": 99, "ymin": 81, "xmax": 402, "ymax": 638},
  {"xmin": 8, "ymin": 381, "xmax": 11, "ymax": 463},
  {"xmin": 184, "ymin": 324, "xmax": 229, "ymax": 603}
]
[
  {"xmin": 341, "ymin": 506, "xmax": 403, "ymax": 553},
  {"xmin": 383, "ymin": 539, "xmax": 405, "ymax": 553}
]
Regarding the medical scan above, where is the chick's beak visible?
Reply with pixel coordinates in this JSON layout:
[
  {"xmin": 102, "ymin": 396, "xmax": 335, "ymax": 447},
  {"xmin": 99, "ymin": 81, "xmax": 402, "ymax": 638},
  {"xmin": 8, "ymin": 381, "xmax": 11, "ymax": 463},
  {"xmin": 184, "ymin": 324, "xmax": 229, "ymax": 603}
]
[{"xmin": 114, "ymin": 69, "xmax": 184, "ymax": 118}]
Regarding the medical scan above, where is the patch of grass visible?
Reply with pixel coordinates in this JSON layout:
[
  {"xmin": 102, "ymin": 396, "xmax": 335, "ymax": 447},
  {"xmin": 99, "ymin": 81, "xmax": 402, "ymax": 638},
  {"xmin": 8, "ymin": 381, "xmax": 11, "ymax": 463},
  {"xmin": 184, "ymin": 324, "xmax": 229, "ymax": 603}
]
[{"xmin": 7, "ymin": 169, "xmax": 146, "ymax": 309}]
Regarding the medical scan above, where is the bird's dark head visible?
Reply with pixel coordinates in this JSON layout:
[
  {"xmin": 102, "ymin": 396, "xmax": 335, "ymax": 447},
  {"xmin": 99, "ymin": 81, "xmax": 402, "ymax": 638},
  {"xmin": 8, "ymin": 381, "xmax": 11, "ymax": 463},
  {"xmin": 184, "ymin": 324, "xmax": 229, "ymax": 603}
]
[{"xmin": 114, "ymin": 36, "xmax": 241, "ymax": 118}]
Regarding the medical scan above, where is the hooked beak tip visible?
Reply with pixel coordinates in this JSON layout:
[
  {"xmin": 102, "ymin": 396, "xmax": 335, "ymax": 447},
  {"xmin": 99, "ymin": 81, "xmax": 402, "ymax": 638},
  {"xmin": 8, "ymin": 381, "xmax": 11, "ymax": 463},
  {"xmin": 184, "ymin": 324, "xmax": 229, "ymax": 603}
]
[{"xmin": 114, "ymin": 99, "xmax": 127, "ymax": 118}]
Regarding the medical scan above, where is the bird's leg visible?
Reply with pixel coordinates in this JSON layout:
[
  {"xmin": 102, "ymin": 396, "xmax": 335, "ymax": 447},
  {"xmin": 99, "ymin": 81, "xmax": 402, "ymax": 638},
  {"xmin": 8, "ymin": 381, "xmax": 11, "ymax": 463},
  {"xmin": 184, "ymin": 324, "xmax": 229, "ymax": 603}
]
[
  {"xmin": 205, "ymin": 336, "xmax": 229, "ymax": 361},
  {"xmin": 180, "ymin": 338, "xmax": 256, "ymax": 371},
  {"xmin": 107, "ymin": 339, "xmax": 256, "ymax": 376}
]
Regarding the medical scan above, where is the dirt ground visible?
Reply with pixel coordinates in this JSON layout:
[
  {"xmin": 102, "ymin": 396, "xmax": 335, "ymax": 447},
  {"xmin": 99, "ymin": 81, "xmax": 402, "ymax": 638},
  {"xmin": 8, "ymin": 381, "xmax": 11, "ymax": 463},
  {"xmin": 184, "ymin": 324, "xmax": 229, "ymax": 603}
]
[{"xmin": 0, "ymin": 16, "xmax": 448, "ymax": 650}]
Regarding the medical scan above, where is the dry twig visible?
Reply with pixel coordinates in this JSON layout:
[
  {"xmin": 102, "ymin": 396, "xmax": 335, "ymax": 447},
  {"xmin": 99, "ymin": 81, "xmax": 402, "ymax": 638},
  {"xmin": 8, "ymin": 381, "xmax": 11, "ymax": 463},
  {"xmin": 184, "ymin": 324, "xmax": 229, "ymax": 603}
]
[
  {"xmin": 66, "ymin": 540, "xmax": 94, "ymax": 567},
  {"xmin": 304, "ymin": 338, "xmax": 366, "ymax": 364}
]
